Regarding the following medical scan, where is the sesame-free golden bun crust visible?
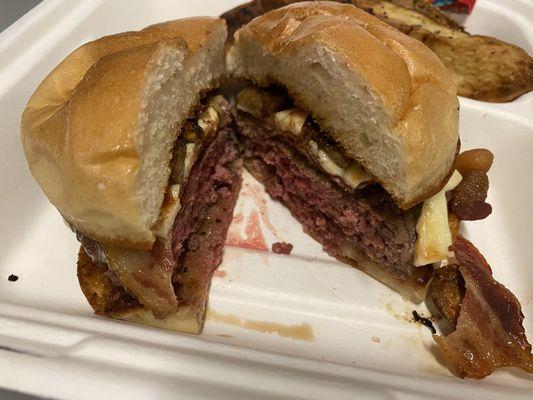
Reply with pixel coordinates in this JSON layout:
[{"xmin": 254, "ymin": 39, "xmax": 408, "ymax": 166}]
[
  {"xmin": 21, "ymin": 18, "xmax": 227, "ymax": 249},
  {"xmin": 227, "ymin": 1, "xmax": 459, "ymax": 208}
]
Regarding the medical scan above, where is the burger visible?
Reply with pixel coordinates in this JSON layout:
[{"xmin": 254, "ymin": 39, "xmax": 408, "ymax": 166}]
[
  {"xmin": 228, "ymin": 1, "xmax": 462, "ymax": 302},
  {"xmin": 20, "ymin": 3, "xmax": 533, "ymax": 379},
  {"xmin": 227, "ymin": 1, "xmax": 533, "ymax": 378},
  {"xmin": 21, "ymin": 18, "xmax": 242, "ymax": 334}
]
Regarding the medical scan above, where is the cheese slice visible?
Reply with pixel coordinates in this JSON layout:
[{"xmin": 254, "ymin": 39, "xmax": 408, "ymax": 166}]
[
  {"xmin": 274, "ymin": 108, "xmax": 308, "ymax": 136},
  {"xmin": 414, "ymin": 170, "xmax": 462, "ymax": 267},
  {"xmin": 308, "ymin": 140, "xmax": 343, "ymax": 176},
  {"xmin": 198, "ymin": 106, "xmax": 219, "ymax": 135},
  {"xmin": 153, "ymin": 184, "xmax": 181, "ymax": 238},
  {"xmin": 343, "ymin": 163, "xmax": 372, "ymax": 189},
  {"xmin": 308, "ymin": 140, "xmax": 371, "ymax": 189},
  {"xmin": 183, "ymin": 143, "xmax": 197, "ymax": 179}
]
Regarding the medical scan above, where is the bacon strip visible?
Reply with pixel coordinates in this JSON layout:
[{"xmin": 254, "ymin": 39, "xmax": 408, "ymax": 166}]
[{"xmin": 433, "ymin": 236, "xmax": 533, "ymax": 378}]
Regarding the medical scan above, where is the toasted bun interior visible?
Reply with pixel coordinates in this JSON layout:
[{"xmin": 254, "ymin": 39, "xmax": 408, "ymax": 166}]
[
  {"xmin": 21, "ymin": 18, "xmax": 227, "ymax": 249},
  {"xmin": 227, "ymin": 1, "xmax": 459, "ymax": 208}
]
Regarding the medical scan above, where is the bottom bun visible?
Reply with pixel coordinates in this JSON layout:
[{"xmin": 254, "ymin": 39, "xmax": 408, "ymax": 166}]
[{"xmin": 77, "ymin": 247, "xmax": 201, "ymax": 334}]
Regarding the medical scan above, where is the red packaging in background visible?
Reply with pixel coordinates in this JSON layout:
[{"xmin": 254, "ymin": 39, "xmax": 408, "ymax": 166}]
[{"xmin": 430, "ymin": 0, "xmax": 476, "ymax": 14}]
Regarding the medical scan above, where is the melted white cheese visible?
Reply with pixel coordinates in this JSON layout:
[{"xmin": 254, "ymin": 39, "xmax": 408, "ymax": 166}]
[
  {"xmin": 343, "ymin": 163, "xmax": 372, "ymax": 189},
  {"xmin": 274, "ymin": 108, "xmax": 308, "ymax": 136},
  {"xmin": 153, "ymin": 184, "xmax": 181, "ymax": 238},
  {"xmin": 198, "ymin": 106, "xmax": 219, "ymax": 135},
  {"xmin": 183, "ymin": 143, "xmax": 197, "ymax": 179},
  {"xmin": 308, "ymin": 140, "xmax": 343, "ymax": 176},
  {"xmin": 414, "ymin": 170, "xmax": 462, "ymax": 267},
  {"xmin": 308, "ymin": 140, "xmax": 371, "ymax": 189}
]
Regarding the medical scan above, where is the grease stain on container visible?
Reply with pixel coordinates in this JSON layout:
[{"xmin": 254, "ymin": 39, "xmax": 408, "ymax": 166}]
[
  {"xmin": 381, "ymin": 332, "xmax": 443, "ymax": 373},
  {"xmin": 207, "ymin": 309, "xmax": 315, "ymax": 342},
  {"xmin": 378, "ymin": 294, "xmax": 413, "ymax": 323}
]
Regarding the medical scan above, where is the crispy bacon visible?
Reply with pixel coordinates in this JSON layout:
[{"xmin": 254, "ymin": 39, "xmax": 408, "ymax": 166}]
[{"xmin": 433, "ymin": 236, "xmax": 533, "ymax": 378}]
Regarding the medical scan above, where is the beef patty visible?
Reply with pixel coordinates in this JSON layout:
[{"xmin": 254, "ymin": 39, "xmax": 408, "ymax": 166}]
[
  {"xmin": 237, "ymin": 113, "xmax": 426, "ymax": 287},
  {"xmin": 78, "ymin": 97, "xmax": 242, "ymax": 318}
]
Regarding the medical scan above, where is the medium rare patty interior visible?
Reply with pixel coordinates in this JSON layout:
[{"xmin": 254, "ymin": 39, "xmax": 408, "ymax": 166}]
[
  {"xmin": 78, "ymin": 94, "xmax": 242, "ymax": 319},
  {"xmin": 171, "ymin": 120, "xmax": 242, "ymax": 307},
  {"xmin": 236, "ymin": 86, "xmax": 433, "ymax": 299}
]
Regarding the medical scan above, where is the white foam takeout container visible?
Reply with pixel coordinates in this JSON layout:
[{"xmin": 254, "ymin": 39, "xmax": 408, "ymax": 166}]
[{"xmin": 0, "ymin": 0, "xmax": 532, "ymax": 398}]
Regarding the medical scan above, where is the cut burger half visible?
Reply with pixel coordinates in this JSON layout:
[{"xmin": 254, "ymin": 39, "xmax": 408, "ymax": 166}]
[
  {"xmin": 21, "ymin": 18, "xmax": 242, "ymax": 333},
  {"xmin": 227, "ymin": 1, "xmax": 460, "ymax": 303},
  {"xmin": 227, "ymin": 1, "xmax": 533, "ymax": 378}
]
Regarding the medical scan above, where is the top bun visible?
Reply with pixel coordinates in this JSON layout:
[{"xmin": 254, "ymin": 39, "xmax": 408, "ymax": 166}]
[
  {"xmin": 21, "ymin": 18, "xmax": 227, "ymax": 249},
  {"xmin": 227, "ymin": 1, "xmax": 459, "ymax": 208}
]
